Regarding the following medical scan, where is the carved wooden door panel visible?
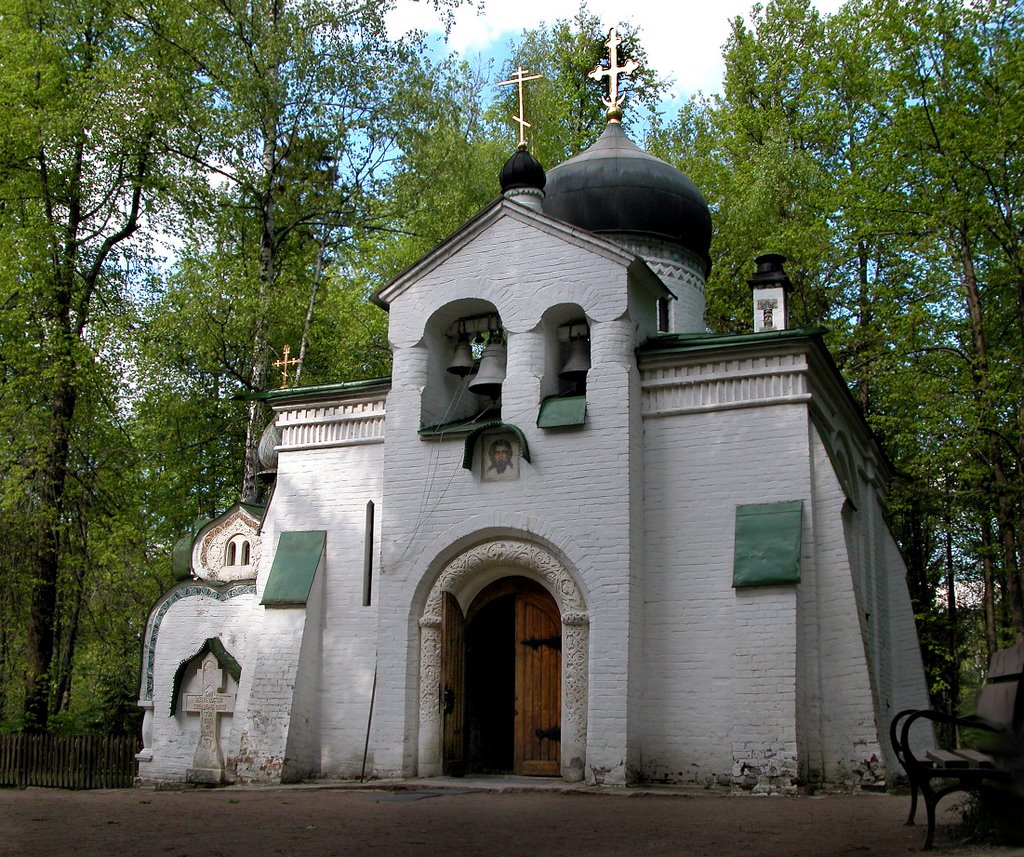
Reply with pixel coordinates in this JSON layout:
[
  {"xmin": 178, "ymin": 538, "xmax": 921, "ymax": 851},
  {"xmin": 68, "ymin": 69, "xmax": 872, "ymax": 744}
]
[
  {"xmin": 514, "ymin": 588, "xmax": 561, "ymax": 776},
  {"xmin": 442, "ymin": 591, "xmax": 466, "ymax": 776}
]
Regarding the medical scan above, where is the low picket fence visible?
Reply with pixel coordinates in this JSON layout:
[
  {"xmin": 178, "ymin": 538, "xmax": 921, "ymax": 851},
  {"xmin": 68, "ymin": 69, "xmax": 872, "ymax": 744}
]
[{"xmin": 0, "ymin": 733, "xmax": 138, "ymax": 789}]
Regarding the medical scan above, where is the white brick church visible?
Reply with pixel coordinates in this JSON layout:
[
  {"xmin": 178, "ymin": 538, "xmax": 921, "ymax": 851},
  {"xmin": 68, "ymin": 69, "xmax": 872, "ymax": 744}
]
[{"xmin": 137, "ymin": 42, "xmax": 931, "ymax": 791}]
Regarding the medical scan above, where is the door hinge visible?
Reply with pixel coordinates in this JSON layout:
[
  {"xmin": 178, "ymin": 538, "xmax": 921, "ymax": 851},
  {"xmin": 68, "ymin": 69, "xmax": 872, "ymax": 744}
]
[{"xmin": 521, "ymin": 635, "xmax": 562, "ymax": 651}]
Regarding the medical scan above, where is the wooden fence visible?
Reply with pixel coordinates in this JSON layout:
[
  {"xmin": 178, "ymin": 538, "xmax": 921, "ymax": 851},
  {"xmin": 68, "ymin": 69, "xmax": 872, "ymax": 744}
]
[{"xmin": 0, "ymin": 734, "xmax": 138, "ymax": 789}]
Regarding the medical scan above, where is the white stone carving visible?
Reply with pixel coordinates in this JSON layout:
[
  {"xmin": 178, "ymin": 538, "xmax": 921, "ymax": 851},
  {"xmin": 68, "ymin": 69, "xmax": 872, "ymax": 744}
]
[
  {"xmin": 418, "ymin": 539, "xmax": 588, "ymax": 782},
  {"xmin": 194, "ymin": 508, "xmax": 262, "ymax": 583},
  {"xmin": 183, "ymin": 653, "xmax": 236, "ymax": 785}
]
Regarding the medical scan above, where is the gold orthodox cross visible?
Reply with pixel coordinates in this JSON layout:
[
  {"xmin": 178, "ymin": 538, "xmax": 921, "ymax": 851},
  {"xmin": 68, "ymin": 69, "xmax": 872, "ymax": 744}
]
[
  {"xmin": 497, "ymin": 65, "xmax": 543, "ymax": 148},
  {"xmin": 588, "ymin": 27, "xmax": 639, "ymax": 122},
  {"xmin": 272, "ymin": 344, "xmax": 299, "ymax": 389}
]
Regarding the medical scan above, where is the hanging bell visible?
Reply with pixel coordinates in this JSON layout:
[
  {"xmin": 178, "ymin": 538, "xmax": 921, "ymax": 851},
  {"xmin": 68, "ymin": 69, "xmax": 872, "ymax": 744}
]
[
  {"xmin": 468, "ymin": 340, "xmax": 507, "ymax": 399},
  {"xmin": 447, "ymin": 333, "xmax": 475, "ymax": 377},
  {"xmin": 559, "ymin": 335, "xmax": 591, "ymax": 382}
]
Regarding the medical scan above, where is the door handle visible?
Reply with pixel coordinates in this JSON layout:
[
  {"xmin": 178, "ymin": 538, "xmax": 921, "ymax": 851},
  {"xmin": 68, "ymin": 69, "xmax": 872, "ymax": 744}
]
[{"xmin": 443, "ymin": 684, "xmax": 455, "ymax": 716}]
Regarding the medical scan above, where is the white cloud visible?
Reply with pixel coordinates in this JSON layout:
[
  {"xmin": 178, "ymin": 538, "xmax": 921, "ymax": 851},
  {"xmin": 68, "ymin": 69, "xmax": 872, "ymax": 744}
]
[{"xmin": 387, "ymin": 0, "xmax": 846, "ymax": 101}]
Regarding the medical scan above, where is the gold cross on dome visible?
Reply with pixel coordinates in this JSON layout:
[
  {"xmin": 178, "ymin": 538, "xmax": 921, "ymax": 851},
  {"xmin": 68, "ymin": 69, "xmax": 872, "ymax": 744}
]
[
  {"xmin": 588, "ymin": 27, "xmax": 639, "ymax": 123},
  {"xmin": 272, "ymin": 344, "xmax": 299, "ymax": 389},
  {"xmin": 498, "ymin": 65, "xmax": 543, "ymax": 148}
]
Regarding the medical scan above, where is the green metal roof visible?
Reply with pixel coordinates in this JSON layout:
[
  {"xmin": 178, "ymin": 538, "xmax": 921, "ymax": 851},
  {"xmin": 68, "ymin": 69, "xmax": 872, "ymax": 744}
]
[
  {"xmin": 240, "ymin": 377, "xmax": 391, "ymax": 403},
  {"xmin": 638, "ymin": 326, "xmax": 828, "ymax": 358},
  {"xmin": 261, "ymin": 531, "xmax": 326, "ymax": 606},
  {"xmin": 537, "ymin": 395, "xmax": 587, "ymax": 428},
  {"xmin": 733, "ymin": 501, "xmax": 804, "ymax": 588},
  {"xmin": 419, "ymin": 406, "xmax": 502, "ymax": 437}
]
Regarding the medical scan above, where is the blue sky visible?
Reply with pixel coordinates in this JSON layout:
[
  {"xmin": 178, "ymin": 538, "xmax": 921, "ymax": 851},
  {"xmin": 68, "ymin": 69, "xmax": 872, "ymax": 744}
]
[{"xmin": 387, "ymin": 0, "xmax": 846, "ymax": 106}]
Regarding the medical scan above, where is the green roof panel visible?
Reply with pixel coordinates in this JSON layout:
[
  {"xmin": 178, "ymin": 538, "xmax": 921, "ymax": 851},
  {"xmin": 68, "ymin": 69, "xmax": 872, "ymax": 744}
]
[
  {"xmin": 537, "ymin": 395, "xmax": 587, "ymax": 428},
  {"xmin": 261, "ymin": 531, "xmax": 326, "ymax": 606},
  {"xmin": 733, "ymin": 501, "xmax": 803, "ymax": 588}
]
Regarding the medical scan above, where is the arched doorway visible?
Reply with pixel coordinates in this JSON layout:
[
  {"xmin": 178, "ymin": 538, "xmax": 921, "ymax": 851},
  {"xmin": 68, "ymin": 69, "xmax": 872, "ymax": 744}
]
[
  {"xmin": 417, "ymin": 538, "xmax": 588, "ymax": 781},
  {"xmin": 443, "ymin": 577, "xmax": 561, "ymax": 776}
]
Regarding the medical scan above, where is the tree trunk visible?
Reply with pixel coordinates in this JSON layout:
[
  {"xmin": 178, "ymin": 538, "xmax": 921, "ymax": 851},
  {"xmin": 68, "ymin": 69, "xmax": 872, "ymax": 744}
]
[
  {"xmin": 958, "ymin": 223, "xmax": 1024, "ymax": 640},
  {"xmin": 24, "ymin": 333, "xmax": 77, "ymax": 732},
  {"xmin": 239, "ymin": 0, "xmax": 281, "ymax": 506},
  {"xmin": 980, "ymin": 519, "xmax": 998, "ymax": 660}
]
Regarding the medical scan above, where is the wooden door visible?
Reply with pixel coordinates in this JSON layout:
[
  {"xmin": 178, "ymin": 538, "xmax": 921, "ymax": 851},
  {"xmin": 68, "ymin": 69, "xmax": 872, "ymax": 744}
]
[
  {"xmin": 514, "ymin": 588, "xmax": 561, "ymax": 776},
  {"xmin": 441, "ymin": 591, "xmax": 466, "ymax": 776}
]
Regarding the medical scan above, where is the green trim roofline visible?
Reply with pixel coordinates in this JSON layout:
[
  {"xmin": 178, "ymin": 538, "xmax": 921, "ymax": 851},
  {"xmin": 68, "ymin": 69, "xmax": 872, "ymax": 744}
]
[
  {"xmin": 637, "ymin": 325, "xmax": 828, "ymax": 357},
  {"xmin": 238, "ymin": 377, "xmax": 391, "ymax": 403},
  {"xmin": 638, "ymin": 325, "xmax": 896, "ymax": 481}
]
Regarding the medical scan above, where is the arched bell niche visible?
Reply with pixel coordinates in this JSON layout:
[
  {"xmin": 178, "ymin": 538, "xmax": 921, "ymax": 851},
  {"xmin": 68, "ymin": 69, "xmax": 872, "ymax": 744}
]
[{"xmin": 420, "ymin": 299, "xmax": 506, "ymax": 430}]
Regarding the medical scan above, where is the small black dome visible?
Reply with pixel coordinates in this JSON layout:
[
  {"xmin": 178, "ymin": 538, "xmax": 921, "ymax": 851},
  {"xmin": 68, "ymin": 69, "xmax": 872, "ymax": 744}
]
[
  {"xmin": 543, "ymin": 123, "xmax": 711, "ymax": 272},
  {"xmin": 499, "ymin": 146, "xmax": 546, "ymax": 193}
]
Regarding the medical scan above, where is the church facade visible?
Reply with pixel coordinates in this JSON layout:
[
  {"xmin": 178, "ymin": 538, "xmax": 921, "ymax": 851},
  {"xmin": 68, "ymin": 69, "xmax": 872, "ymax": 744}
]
[{"xmin": 137, "ymin": 69, "xmax": 931, "ymax": 790}]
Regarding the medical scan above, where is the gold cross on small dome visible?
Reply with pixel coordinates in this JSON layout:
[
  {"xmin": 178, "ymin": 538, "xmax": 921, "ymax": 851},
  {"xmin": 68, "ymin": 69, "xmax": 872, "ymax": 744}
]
[
  {"xmin": 588, "ymin": 27, "xmax": 639, "ymax": 123},
  {"xmin": 498, "ymin": 65, "xmax": 543, "ymax": 148},
  {"xmin": 272, "ymin": 344, "xmax": 300, "ymax": 389}
]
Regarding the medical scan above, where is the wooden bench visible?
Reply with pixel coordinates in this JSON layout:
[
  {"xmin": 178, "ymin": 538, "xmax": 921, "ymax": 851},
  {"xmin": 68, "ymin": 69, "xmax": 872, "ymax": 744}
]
[{"xmin": 890, "ymin": 641, "xmax": 1024, "ymax": 850}]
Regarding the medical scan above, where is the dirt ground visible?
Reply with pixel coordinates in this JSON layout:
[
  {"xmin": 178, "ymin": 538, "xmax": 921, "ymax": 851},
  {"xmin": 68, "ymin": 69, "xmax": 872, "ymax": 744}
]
[{"xmin": 1, "ymin": 780, "xmax": 1022, "ymax": 857}]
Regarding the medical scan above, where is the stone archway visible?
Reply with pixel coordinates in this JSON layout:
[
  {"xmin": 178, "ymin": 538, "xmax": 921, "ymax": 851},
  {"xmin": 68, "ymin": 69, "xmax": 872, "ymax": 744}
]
[{"xmin": 417, "ymin": 539, "xmax": 588, "ymax": 781}]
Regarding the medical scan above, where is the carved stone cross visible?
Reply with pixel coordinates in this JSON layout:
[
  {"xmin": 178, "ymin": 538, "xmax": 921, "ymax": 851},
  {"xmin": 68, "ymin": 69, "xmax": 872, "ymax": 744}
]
[{"xmin": 183, "ymin": 652, "xmax": 236, "ymax": 784}]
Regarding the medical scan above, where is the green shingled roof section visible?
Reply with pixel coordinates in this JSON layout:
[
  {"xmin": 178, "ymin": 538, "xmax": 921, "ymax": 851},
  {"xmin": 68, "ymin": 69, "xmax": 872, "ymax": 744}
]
[
  {"xmin": 538, "ymin": 395, "xmax": 587, "ymax": 428},
  {"xmin": 261, "ymin": 531, "xmax": 326, "ymax": 606},
  {"xmin": 733, "ymin": 500, "xmax": 804, "ymax": 588}
]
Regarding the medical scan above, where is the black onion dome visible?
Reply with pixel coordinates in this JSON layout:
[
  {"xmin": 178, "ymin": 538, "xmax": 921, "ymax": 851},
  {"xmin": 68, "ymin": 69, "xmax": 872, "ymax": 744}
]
[
  {"xmin": 543, "ymin": 123, "xmax": 712, "ymax": 272},
  {"xmin": 499, "ymin": 146, "xmax": 546, "ymax": 192}
]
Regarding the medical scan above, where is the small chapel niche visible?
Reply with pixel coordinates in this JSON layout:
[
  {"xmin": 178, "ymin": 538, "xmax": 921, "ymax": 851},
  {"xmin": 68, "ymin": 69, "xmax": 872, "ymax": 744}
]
[
  {"xmin": 421, "ymin": 300, "xmax": 505, "ymax": 430},
  {"xmin": 537, "ymin": 304, "xmax": 589, "ymax": 429}
]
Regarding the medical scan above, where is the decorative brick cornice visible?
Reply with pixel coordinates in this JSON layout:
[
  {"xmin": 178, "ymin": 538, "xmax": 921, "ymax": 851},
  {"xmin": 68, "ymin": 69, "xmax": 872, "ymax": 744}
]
[
  {"xmin": 641, "ymin": 351, "xmax": 811, "ymax": 418},
  {"xmin": 275, "ymin": 395, "xmax": 386, "ymax": 450}
]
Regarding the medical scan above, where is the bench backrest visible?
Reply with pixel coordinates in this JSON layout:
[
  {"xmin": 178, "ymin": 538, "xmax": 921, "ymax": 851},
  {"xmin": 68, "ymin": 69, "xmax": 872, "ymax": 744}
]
[{"xmin": 975, "ymin": 641, "xmax": 1024, "ymax": 736}]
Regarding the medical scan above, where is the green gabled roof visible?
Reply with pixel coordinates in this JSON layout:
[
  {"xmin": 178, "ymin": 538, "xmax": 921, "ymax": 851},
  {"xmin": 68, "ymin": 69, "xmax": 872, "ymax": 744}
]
[{"xmin": 461, "ymin": 422, "xmax": 531, "ymax": 470}]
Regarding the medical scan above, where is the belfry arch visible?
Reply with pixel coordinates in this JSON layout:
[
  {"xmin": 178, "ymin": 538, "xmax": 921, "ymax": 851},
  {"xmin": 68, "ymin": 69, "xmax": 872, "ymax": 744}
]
[{"xmin": 417, "ymin": 538, "xmax": 589, "ymax": 781}]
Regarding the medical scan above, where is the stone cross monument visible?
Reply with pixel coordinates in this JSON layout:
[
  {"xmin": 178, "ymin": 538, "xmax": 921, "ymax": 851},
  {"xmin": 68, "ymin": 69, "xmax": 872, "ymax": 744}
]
[{"xmin": 184, "ymin": 652, "xmax": 236, "ymax": 784}]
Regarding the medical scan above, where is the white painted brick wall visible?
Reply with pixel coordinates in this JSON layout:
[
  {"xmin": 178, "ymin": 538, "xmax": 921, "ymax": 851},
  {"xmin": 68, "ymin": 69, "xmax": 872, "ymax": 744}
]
[
  {"xmin": 138, "ymin": 588, "xmax": 257, "ymax": 784},
  {"xmin": 372, "ymin": 218, "xmax": 652, "ymax": 784},
  {"xmin": 641, "ymin": 402, "xmax": 809, "ymax": 787},
  {"xmin": 258, "ymin": 435, "xmax": 384, "ymax": 779},
  {"xmin": 142, "ymin": 206, "xmax": 930, "ymax": 790}
]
